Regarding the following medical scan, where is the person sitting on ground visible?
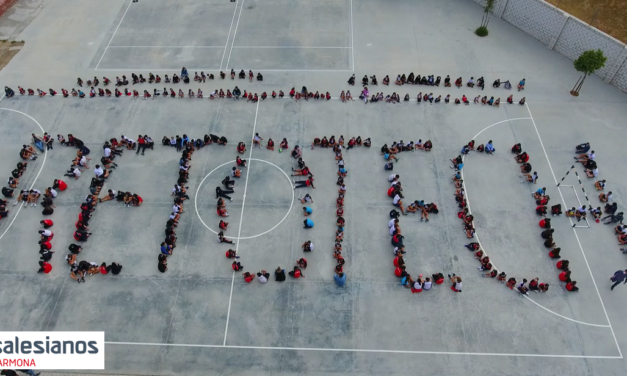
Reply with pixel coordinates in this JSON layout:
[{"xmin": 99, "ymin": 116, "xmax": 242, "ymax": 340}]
[
  {"xmin": 575, "ymin": 142, "xmax": 590, "ymax": 153},
  {"xmin": 520, "ymin": 163, "xmax": 532, "ymax": 174},
  {"xmin": 517, "ymin": 279, "xmax": 529, "ymax": 295},
  {"xmin": 522, "ymin": 171, "xmax": 538, "ymax": 184},
  {"xmin": 599, "ymin": 191, "xmax": 612, "ymax": 203},
  {"xmin": 515, "ymin": 151, "xmax": 529, "ymax": 163},
  {"xmin": 539, "ymin": 217, "xmax": 551, "ymax": 228},
  {"xmin": 536, "ymin": 205, "xmax": 548, "ymax": 216},
  {"xmin": 565, "ymin": 280, "xmax": 579, "ymax": 292},
  {"xmin": 550, "ymin": 203, "xmax": 562, "ymax": 216},
  {"xmin": 603, "ymin": 212, "xmax": 624, "ymax": 225},
  {"xmin": 589, "ymin": 206, "xmax": 602, "ymax": 221},
  {"xmin": 289, "ymin": 266, "xmax": 304, "ymax": 278},
  {"xmin": 533, "ymin": 187, "xmax": 546, "ymax": 200},
  {"xmin": 584, "ymin": 167, "xmax": 599, "ymax": 179},
  {"xmin": 548, "ymin": 247, "xmax": 561, "ymax": 259}
]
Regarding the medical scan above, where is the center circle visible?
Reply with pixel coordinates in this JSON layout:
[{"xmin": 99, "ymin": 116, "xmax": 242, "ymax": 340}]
[{"xmin": 194, "ymin": 158, "xmax": 295, "ymax": 240}]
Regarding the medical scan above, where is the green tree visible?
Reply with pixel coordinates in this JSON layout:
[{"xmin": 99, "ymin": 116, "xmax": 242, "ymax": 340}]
[
  {"xmin": 476, "ymin": 0, "xmax": 495, "ymax": 37},
  {"xmin": 571, "ymin": 49, "xmax": 607, "ymax": 96}
]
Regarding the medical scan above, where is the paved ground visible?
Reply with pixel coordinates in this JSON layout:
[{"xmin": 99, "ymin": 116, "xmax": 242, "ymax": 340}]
[{"xmin": 0, "ymin": 0, "xmax": 627, "ymax": 375}]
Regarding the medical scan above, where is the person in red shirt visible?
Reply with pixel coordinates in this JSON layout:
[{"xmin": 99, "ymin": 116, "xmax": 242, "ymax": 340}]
[
  {"xmin": 515, "ymin": 152, "xmax": 529, "ymax": 163},
  {"xmin": 393, "ymin": 255, "xmax": 404, "ymax": 268},
  {"xmin": 243, "ymin": 272, "xmax": 254, "ymax": 283},
  {"xmin": 53, "ymin": 179, "xmax": 67, "ymax": 191},
  {"xmin": 39, "ymin": 239, "xmax": 52, "ymax": 251},
  {"xmin": 288, "ymin": 266, "xmax": 303, "ymax": 278},
  {"xmin": 506, "ymin": 277, "xmax": 516, "ymax": 289},
  {"xmin": 559, "ymin": 270, "xmax": 571, "ymax": 283},
  {"xmin": 74, "ymin": 230, "xmax": 91, "ymax": 241},
  {"xmin": 297, "ymin": 258, "xmax": 307, "ymax": 269},
  {"xmin": 136, "ymin": 135, "xmax": 146, "ymax": 155},
  {"xmin": 236, "ymin": 156, "xmax": 247, "ymax": 167},
  {"xmin": 219, "ymin": 220, "xmax": 229, "ymax": 230},
  {"xmin": 394, "ymin": 266, "xmax": 403, "ymax": 278},
  {"xmin": 40, "ymin": 219, "xmax": 53, "ymax": 228},
  {"xmin": 100, "ymin": 262, "xmax": 109, "ymax": 275},
  {"xmin": 539, "ymin": 218, "xmax": 551, "ymax": 228},
  {"xmin": 217, "ymin": 207, "xmax": 228, "ymax": 217},
  {"xmin": 548, "ymin": 247, "xmax": 561, "ymax": 259},
  {"xmin": 132, "ymin": 194, "xmax": 143, "ymax": 206},
  {"xmin": 293, "ymin": 178, "xmax": 315, "ymax": 189},
  {"xmin": 237, "ymin": 142, "xmax": 246, "ymax": 154},
  {"xmin": 232, "ymin": 261, "xmax": 243, "ymax": 271},
  {"xmin": 528, "ymin": 277, "xmax": 539, "ymax": 292},
  {"xmin": 38, "ymin": 260, "xmax": 52, "ymax": 273},
  {"xmin": 566, "ymin": 281, "xmax": 579, "ymax": 291},
  {"xmin": 225, "ymin": 249, "xmax": 239, "ymax": 259},
  {"xmin": 556, "ymin": 260, "xmax": 569, "ymax": 270}
]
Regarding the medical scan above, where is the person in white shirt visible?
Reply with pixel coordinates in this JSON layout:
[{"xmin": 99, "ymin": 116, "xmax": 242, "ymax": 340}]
[
  {"xmin": 423, "ymin": 277, "xmax": 432, "ymax": 290},
  {"xmin": 104, "ymin": 147, "xmax": 112, "ymax": 158},
  {"xmin": 299, "ymin": 194, "xmax": 314, "ymax": 204},
  {"xmin": 257, "ymin": 270, "xmax": 269, "ymax": 283},
  {"xmin": 94, "ymin": 165, "xmax": 110, "ymax": 179},
  {"xmin": 393, "ymin": 245, "xmax": 405, "ymax": 256},
  {"xmin": 575, "ymin": 150, "xmax": 595, "ymax": 163},
  {"xmin": 585, "ymin": 167, "xmax": 599, "ymax": 178},
  {"xmin": 388, "ymin": 174, "xmax": 399, "ymax": 183},
  {"xmin": 302, "ymin": 240, "xmax": 314, "ymax": 252},
  {"xmin": 28, "ymin": 189, "xmax": 41, "ymax": 206},
  {"xmin": 45, "ymin": 187, "xmax": 57, "ymax": 198},
  {"xmin": 253, "ymin": 133, "xmax": 263, "ymax": 148},
  {"xmin": 412, "ymin": 276, "xmax": 423, "ymax": 292},
  {"xmin": 39, "ymin": 229, "xmax": 52, "ymax": 238},
  {"xmin": 393, "ymin": 194, "xmax": 407, "ymax": 215},
  {"xmin": 64, "ymin": 166, "xmax": 81, "ymax": 180},
  {"xmin": 79, "ymin": 155, "xmax": 89, "ymax": 169},
  {"xmin": 388, "ymin": 218, "xmax": 397, "ymax": 229},
  {"xmin": 449, "ymin": 274, "xmax": 462, "ymax": 292}
]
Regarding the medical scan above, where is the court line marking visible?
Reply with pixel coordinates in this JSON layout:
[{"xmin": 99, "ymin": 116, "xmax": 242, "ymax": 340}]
[
  {"xmin": 108, "ymin": 45, "xmax": 226, "ymax": 48},
  {"xmin": 461, "ymin": 117, "xmax": 613, "ymax": 329},
  {"xmin": 525, "ymin": 103, "xmax": 623, "ymax": 358},
  {"xmin": 0, "ymin": 102, "xmax": 49, "ymax": 242},
  {"xmin": 95, "ymin": 0, "xmax": 132, "ymax": 71},
  {"xmin": 193, "ymin": 158, "xmax": 295, "ymax": 240},
  {"xmin": 223, "ymin": 100, "xmax": 260, "ymax": 346},
  {"xmin": 104, "ymin": 341, "xmax": 622, "ymax": 359},
  {"xmin": 231, "ymin": 46, "xmax": 352, "ymax": 49},
  {"xmin": 219, "ymin": 0, "xmax": 240, "ymax": 71},
  {"xmin": 350, "ymin": 0, "xmax": 355, "ymax": 71},
  {"xmin": 224, "ymin": 0, "xmax": 245, "ymax": 69}
]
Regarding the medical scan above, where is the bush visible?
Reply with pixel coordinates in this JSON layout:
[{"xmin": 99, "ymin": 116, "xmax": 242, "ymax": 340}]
[{"xmin": 475, "ymin": 26, "xmax": 489, "ymax": 37}]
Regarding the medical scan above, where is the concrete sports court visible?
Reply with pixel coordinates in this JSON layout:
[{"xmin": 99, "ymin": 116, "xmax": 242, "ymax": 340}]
[{"xmin": 0, "ymin": 0, "xmax": 626, "ymax": 375}]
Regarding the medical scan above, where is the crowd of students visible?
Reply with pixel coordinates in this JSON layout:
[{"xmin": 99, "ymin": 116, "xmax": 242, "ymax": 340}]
[
  {"xmin": 65, "ymin": 135, "xmax": 130, "ymax": 282},
  {"xmin": 382, "ymin": 147, "xmax": 448, "ymax": 292},
  {"xmin": 454, "ymin": 141, "xmax": 550, "ymax": 294},
  {"xmin": 159, "ymin": 133, "xmax": 216, "ymax": 272},
  {"xmin": 4, "ymin": 70, "xmax": 527, "ymax": 106},
  {"xmin": 3, "ymin": 132, "xmax": 125, "ymax": 278},
  {"xmin": 0, "ymin": 134, "xmax": 55, "ymax": 273},
  {"xmin": 311, "ymin": 135, "xmax": 370, "ymax": 286}
]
